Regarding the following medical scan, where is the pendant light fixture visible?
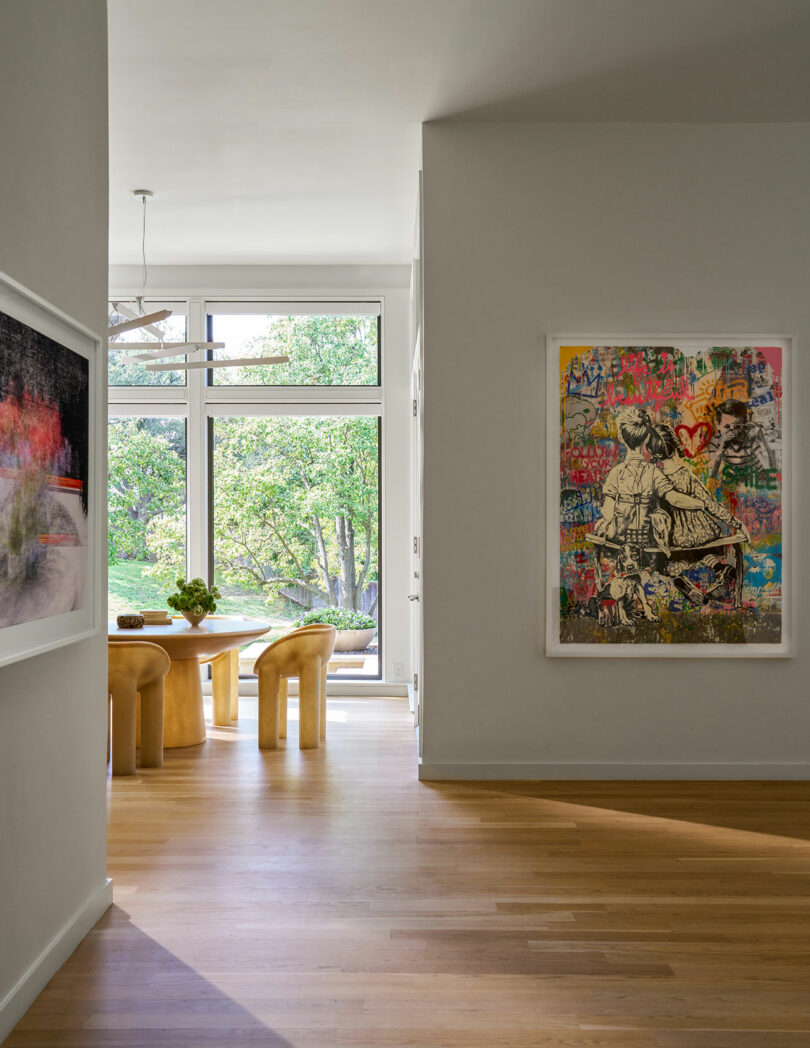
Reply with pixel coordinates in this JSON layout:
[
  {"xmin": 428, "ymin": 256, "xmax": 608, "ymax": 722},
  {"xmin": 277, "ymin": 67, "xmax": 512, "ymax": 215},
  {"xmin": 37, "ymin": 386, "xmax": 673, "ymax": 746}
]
[
  {"xmin": 145, "ymin": 355, "xmax": 290, "ymax": 372},
  {"xmin": 107, "ymin": 308, "xmax": 173, "ymax": 338},
  {"xmin": 107, "ymin": 191, "xmax": 181, "ymax": 340},
  {"xmin": 107, "ymin": 190, "xmax": 224, "ymax": 359},
  {"xmin": 109, "ymin": 299, "xmax": 170, "ymax": 339},
  {"xmin": 113, "ymin": 342, "xmax": 226, "ymax": 363},
  {"xmin": 109, "ymin": 190, "xmax": 290, "ymax": 373}
]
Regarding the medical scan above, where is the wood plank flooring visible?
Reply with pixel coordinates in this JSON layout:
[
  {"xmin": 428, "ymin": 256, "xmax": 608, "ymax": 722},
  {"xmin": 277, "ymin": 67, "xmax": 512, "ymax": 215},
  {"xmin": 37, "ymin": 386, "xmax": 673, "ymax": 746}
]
[{"xmin": 5, "ymin": 695, "xmax": 810, "ymax": 1047}]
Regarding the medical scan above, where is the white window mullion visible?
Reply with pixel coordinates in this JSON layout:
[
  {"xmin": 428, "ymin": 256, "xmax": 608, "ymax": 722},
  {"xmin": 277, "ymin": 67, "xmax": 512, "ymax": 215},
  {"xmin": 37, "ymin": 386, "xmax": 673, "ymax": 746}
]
[
  {"xmin": 108, "ymin": 385, "xmax": 188, "ymax": 406},
  {"xmin": 186, "ymin": 299, "xmax": 208, "ymax": 582},
  {"xmin": 204, "ymin": 385, "xmax": 382, "ymax": 406},
  {"xmin": 206, "ymin": 402, "xmax": 381, "ymax": 418},
  {"xmin": 107, "ymin": 401, "xmax": 188, "ymax": 418}
]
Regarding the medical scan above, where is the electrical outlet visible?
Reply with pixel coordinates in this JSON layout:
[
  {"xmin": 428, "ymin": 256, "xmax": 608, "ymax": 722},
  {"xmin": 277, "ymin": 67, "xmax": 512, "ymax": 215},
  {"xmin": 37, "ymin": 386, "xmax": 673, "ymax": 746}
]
[{"xmin": 392, "ymin": 661, "xmax": 405, "ymax": 681}]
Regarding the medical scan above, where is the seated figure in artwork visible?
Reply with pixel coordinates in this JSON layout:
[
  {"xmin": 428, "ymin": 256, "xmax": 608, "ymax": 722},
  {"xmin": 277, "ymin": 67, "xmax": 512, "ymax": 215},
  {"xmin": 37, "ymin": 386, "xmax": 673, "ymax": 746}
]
[
  {"xmin": 648, "ymin": 422, "xmax": 750, "ymax": 605},
  {"xmin": 594, "ymin": 407, "xmax": 703, "ymax": 552},
  {"xmin": 591, "ymin": 407, "xmax": 704, "ymax": 623}
]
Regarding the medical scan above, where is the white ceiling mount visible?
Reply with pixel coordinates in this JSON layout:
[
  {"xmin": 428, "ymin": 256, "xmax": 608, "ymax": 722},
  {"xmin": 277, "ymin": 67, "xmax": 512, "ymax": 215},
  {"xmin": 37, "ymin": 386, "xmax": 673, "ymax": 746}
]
[{"xmin": 132, "ymin": 189, "xmax": 154, "ymax": 199}]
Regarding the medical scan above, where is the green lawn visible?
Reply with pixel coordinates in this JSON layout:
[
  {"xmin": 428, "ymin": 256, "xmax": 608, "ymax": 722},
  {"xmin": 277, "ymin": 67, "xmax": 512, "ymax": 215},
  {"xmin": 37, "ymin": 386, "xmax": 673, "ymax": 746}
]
[
  {"xmin": 108, "ymin": 560, "xmax": 172, "ymax": 616},
  {"xmin": 211, "ymin": 582, "xmax": 294, "ymax": 624},
  {"xmin": 108, "ymin": 560, "xmax": 298, "ymax": 627}
]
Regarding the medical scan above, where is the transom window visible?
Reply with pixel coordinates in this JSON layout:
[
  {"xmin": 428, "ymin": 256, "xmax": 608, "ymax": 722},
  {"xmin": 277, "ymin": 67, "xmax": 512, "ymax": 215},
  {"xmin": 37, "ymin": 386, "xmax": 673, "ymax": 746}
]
[
  {"xmin": 207, "ymin": 303, "xmax": 380, "ymax": 386},
  {"xmin": 108, "ymin": 300, "xmax": 189, "ymax": 386}
]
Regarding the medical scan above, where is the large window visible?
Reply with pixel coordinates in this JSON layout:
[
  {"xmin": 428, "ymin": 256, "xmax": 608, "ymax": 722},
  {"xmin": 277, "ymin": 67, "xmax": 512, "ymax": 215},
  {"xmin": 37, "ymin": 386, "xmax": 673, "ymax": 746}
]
[
  {"xmin": 107, "ymin": 416, "xmax": 187, "ymax": 614},
  {"xmin": 210, "ymin": 415, "xmax": 380, "ymax": 674},
  {"xmin": 107, "ymin": 298, "xmax": 383, "ymax": 679}
]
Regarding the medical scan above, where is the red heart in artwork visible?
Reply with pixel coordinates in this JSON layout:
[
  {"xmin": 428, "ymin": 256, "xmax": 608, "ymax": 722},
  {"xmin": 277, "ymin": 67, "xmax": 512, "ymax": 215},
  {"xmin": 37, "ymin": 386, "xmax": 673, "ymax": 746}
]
[{"xmin": 675, "ymin": 422, "xmax": 713, "ymax": 459}]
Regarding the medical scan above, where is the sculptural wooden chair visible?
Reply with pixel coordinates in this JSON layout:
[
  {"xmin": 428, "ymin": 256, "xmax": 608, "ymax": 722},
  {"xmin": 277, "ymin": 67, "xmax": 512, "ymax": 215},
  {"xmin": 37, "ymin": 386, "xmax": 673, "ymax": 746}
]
[
  {"xmin": 255, "ymin": 624, "xmax": 336, "ymax": 750},
  {"xmin": 108, "ymin": 641, "xmax": 171, "ymax": 776},
  {"xmin": 273, "ymin": 623, "xmax": 338, "ymax": 743}
]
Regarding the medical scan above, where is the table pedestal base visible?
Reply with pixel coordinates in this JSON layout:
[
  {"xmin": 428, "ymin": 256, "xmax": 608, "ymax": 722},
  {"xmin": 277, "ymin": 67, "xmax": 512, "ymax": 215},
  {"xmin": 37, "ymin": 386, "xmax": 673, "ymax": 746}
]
[{"xmin": 163, "ymin": 658, "xmax": 206, "ymax": 748}]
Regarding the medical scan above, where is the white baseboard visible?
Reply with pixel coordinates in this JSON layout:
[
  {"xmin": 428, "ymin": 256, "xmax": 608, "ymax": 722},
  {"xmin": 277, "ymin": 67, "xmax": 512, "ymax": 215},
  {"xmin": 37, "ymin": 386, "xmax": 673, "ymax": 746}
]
[
  {"xmin": 0, "ymin": 877, "xmax": 113, "ymax": 1042},
  {"xmin": 418, "ymin": 761, "xmax": 810, "ymax": 781}
]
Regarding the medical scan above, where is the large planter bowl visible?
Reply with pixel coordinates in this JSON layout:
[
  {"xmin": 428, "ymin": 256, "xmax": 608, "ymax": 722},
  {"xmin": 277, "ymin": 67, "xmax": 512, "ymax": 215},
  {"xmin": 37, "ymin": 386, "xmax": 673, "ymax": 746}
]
[
  {"xmin": 333, "ymin": 627, "xmax": 376, "ymax": 652},
  {"xmin": 181, "ymin": 610, "xmax": 209, "ymax": 628}
]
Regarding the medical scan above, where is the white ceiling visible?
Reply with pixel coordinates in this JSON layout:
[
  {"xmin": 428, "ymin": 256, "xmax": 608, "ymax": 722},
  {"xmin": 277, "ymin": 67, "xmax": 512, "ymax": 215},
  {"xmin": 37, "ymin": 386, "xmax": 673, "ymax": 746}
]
[{"xmin": 109, "ymin": 0, "xmax": 810, "ymax": 266}]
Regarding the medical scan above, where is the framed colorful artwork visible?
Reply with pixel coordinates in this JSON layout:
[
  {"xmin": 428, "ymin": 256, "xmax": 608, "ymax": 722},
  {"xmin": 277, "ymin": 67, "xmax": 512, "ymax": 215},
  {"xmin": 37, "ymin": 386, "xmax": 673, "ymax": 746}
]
[
  {"xmin": 546, "ymin": 334, "xmax": 792, "ymax": 658},
  {"xmin": 0, "ymin": 272, "xmax": 103, "ymax": 668}
]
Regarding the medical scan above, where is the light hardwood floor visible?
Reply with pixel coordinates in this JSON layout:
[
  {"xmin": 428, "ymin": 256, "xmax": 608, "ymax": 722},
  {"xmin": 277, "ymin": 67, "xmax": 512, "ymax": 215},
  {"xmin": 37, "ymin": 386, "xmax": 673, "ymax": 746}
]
[{"xmin": 5, "ymin": 695, "xmax": 810, "ymax": 1047}]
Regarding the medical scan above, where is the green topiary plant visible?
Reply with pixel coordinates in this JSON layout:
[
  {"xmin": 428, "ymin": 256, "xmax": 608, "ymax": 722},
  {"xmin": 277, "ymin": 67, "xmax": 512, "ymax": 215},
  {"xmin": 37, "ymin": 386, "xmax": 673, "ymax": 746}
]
[
  {"xmin": 167, "ymin": 577, "xmax": 221, "ymax": 625},
  {"xmin": 293, "ymin": 607, "xmax": 376, "ymax": 631}
]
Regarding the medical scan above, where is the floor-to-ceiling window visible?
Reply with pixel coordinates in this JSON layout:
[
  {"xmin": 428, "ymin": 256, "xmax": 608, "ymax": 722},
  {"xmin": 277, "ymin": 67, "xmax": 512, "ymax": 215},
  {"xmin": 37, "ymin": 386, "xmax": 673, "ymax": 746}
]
[
  {"xmin": 108, "ymin": 298, "xmax": 383, "ymax": 679},
  {"xmin": 107, "ymin": 415, "xmax": 187, "ymax": 612}
]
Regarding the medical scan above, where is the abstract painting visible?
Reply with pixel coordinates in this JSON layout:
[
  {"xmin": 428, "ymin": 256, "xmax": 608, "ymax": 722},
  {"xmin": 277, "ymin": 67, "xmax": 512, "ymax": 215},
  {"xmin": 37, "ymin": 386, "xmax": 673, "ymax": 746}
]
[
  {"xmin": 0, "ymin": 272, "xmax": 99, "ymax": 666},
  {"xmin": 546, "ymin": 336, "xmax": 791, "ymax": 657}
]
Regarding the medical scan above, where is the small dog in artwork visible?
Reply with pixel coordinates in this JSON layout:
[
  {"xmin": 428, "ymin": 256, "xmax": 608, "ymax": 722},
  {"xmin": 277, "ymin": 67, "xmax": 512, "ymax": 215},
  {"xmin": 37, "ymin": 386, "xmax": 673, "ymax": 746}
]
[{"xmin": 595, "ymin": 544, "xmax": 659, "ymax": 627}]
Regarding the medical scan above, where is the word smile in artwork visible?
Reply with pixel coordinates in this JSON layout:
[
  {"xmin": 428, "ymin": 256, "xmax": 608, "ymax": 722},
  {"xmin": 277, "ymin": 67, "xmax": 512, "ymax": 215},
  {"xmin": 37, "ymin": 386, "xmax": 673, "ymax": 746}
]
[{"xmin": 558, "ymin": 345, "xmax": 783, "ymax": 646}]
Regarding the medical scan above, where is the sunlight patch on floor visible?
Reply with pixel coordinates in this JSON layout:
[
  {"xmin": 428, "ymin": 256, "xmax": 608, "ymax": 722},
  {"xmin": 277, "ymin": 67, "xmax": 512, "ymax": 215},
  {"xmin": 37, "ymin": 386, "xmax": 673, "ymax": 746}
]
[{"xmin": 204, "ymin": 697, "xmax": 351, "ymax": 742}]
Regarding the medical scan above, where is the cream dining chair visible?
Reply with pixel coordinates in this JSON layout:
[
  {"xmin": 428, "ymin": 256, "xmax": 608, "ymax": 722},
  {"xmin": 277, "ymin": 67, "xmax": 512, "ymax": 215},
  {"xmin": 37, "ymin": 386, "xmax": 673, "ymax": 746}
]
[
  {"xmin": 107, "ymin": 641, "xmax": 170, "ymax": 776},
  {"xmin": 254, "ymin": 624, "xmax": 336, "ymax": 750}
]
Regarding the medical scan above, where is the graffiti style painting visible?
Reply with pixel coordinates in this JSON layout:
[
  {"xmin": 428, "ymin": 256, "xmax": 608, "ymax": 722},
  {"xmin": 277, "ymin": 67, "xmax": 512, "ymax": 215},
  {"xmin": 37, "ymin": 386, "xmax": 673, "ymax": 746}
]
[
  {"xmin": 0, "ymin": 272, "xmax": 99, "ymax": 667},
  {"xmin": 546, "ymin": 336, "xmax": 791, "ymax": 657}
]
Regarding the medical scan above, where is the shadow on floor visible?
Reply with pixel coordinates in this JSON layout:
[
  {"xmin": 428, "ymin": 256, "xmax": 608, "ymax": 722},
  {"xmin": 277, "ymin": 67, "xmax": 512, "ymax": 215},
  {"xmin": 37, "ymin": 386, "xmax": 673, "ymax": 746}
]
[
  {"xmin": 3, "ymin": 906, "xmax": 294, "ymax": 1048},
  {"xmin": 421, "ymin": 779, "xmax": 810, "ymax": 843}
]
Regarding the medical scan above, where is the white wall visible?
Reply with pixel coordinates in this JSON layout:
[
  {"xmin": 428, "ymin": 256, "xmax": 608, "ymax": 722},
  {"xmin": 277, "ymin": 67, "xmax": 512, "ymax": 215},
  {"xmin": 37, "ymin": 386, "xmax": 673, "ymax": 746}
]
[
  {"xmin": 0, "ymin": 2, "xmax": 110, "ymax": 1037},
  {"xmin": 108, "ymin": 264, "xmax": 413, "ymax": 685},
  {"xmin": 420, "ymin": 122, "xmax": 810, "ymax": 778}
]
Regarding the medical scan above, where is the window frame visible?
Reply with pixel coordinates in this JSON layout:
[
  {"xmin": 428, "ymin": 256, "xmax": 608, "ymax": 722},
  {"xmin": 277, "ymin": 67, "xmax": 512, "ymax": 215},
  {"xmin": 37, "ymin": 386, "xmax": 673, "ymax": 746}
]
[{"xmin": 107, "ymin": 294, "xmax": 386, "ymax": 681}]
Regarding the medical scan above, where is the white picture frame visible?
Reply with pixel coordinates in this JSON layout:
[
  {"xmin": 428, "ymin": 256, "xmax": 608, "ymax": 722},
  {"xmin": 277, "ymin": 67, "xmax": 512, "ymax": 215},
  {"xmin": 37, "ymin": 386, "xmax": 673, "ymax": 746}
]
[
  {"xmin": 0, "ymin": 271, "xmax": 103, "ymax": 668},
  {"xmin": 546, "ymin": 333, "xmax": 792, "ymax": 658}
]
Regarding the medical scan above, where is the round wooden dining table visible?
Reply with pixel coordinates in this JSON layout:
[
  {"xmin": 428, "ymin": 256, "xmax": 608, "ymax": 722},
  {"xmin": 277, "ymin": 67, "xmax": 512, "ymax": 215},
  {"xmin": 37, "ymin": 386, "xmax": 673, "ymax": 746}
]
[{"xmin": 108, "ymin": 617, "xmax": 271, "ymax": 747}]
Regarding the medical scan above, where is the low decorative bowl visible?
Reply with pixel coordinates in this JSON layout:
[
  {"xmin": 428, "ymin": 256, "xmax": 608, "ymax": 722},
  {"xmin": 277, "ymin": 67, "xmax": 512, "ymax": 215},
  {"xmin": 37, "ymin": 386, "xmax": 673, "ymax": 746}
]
[{"xmin": 116, "ymin": 613, "xmax": 144, "ymax": 630}]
